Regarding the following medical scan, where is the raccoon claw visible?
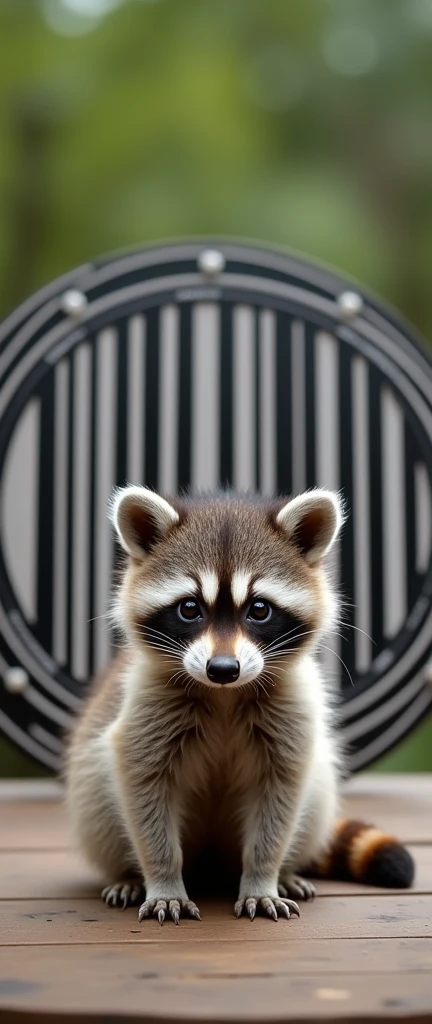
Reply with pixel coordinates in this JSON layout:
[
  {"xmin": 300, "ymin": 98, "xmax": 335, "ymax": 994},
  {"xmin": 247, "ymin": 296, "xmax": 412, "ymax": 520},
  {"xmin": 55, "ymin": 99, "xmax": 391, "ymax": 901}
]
[
  {"xmin": 278, "ymin": 875, "xmax": 316, "ymax": 901},
  {"xmin": 138, "ymin": 898, "xmax": 201, "ymax": 924},
  {"xmin": 234, "ymin": 896, "xmax": 300, "ymax": 921},
  {"xmin": 102, "ymin": 881, "xmax": 143, "ymax": 909}
]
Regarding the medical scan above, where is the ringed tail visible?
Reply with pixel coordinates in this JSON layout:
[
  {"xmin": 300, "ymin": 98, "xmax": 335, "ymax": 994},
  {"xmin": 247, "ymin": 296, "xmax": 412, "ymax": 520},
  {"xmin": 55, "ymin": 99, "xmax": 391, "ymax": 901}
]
[{"xmin": 312, "ymin": 819, "xmax": 415, "ymax": 888}]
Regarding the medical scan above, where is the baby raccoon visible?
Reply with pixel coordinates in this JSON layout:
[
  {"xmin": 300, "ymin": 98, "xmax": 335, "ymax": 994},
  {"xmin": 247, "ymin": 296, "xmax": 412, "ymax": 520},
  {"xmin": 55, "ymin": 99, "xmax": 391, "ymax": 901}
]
[{"xmin": 66, "ymin": 486, "xmax": 414, "ymax": 925}]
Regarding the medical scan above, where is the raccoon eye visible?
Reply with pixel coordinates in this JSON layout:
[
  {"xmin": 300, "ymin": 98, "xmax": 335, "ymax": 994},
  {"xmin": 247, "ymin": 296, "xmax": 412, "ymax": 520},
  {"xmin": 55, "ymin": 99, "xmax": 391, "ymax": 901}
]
[
  {"xmin": 178, "ymin": 598, "xmax": 202, "ymax": 622},
  {"xmin": 247, "ymin": 599, "xmax": 272, "ymax": 623}
]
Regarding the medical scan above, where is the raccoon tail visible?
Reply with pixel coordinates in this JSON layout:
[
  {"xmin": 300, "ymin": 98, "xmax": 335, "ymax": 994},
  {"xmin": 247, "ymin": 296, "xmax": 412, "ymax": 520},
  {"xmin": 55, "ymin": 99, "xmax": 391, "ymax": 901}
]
[{"xmin": 312, "ymin": 818, "xmax": 415, "ymax": 888}]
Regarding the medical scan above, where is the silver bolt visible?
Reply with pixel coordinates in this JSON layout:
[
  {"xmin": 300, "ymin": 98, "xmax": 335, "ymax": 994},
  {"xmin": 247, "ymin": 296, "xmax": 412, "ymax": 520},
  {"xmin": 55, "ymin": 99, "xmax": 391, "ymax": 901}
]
[
  {"xmin": 336, "ymin": 290, "xmax": 364, "ymax": 320},
  {"xmin": 60, "ymin": 289, "xmax": 88, "ymax": 318},
  {"xmin": 4, "ymin": 667, "xmax": 29, "ymax": 694},
  {"xmin": 197, "ymin": 249, "xmax": 226, "ymax": 277}
]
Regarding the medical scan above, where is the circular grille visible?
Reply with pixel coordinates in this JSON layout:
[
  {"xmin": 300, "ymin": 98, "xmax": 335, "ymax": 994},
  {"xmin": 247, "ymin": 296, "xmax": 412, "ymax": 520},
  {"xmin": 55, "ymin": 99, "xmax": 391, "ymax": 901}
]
[{"xmin": 0, "ymin": 240, "xmax": 431, "ymax": 771}]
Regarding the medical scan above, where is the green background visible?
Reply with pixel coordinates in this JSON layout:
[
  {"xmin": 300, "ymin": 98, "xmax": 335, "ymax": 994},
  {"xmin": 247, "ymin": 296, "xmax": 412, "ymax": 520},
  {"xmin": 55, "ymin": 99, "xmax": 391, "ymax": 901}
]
[{"xmin": 0, "ymin": 0, "xmax": 431, "ymax": 773}]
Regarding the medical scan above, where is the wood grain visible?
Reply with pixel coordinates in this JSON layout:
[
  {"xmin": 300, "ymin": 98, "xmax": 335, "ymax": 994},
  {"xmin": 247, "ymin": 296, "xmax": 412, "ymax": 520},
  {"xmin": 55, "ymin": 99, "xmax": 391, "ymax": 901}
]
[
  {"xmin": 0, "ymin": 846, "xmax": 430, "ymax": 900},
  {"xmin": 1, "ymin": 776, "xmax": 432, "ymax": 1022},
  {"xmin": 2, "ymin": 894, "xmax": 432, "ymax": 944},
  {"xmin": 1, "ymin": 946, "xmax": 432, "ymax": 1021}
]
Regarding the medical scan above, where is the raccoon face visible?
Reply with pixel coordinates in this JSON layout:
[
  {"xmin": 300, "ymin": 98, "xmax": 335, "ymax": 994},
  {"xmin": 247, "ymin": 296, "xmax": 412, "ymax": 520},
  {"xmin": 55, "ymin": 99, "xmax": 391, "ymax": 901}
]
[{"xmin": 111, "ymin": 486, "xmax": 342, "ymax": 690}]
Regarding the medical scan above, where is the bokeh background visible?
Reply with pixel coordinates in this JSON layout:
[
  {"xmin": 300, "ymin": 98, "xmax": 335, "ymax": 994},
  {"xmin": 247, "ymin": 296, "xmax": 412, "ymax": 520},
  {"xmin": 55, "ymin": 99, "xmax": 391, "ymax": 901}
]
[{"xmin": 1, "ymin": 0, "xmax": 432, "ymax": 773}]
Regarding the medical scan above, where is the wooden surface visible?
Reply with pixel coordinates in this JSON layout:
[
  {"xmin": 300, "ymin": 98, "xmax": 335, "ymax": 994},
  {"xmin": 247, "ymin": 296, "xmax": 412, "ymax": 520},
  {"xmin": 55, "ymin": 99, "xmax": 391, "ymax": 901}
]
[{"xmin": 1, "ymin": 776, "xmax": 432, "ymax": 1023}]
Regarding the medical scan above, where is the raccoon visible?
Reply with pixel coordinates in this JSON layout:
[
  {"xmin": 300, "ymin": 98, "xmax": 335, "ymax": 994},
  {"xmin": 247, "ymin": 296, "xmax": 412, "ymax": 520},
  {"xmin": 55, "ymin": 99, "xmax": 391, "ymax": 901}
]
[{"xmin": 66, "ymin": 486, "xmax": 414, "ymax": 925}]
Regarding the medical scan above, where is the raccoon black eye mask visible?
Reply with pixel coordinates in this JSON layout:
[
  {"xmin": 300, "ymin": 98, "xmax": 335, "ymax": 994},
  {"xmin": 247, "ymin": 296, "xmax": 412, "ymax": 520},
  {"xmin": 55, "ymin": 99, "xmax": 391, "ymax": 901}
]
[
  {"xmin": 140, "ymin": 595, "xmax": 309, "ymax": 665},
  {"xmin": 66, "ymin": 486, "xmax": 414, "ymax": 927}
]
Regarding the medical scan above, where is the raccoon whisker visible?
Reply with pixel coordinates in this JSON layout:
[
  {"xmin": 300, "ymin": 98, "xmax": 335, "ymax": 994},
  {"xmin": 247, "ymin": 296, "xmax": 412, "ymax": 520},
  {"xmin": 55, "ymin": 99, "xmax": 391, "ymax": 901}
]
[
  {"xmin": 257, "ymin": 672, "xmax": 275, "ymax": 696},
  {"xmin": 140, "ymin": 641, "xmax": 187, "ymax": 658},
  {"xmin": 334, "ymin": 622, "xmax": 376, "ymax": 646},
  {"xmin": 139, "ymin": 626, "xmax": 188, "ymax": 652},
  {"xmin": 263, "ymin": 666, "xmax": 287, "ymax": 681},
  {"xmin": 135, "ymin": 633, "xmax": 186, "ymax": 655},
  {"xmin": 260, "ymin": 628, "xmax": 316, "ymax": 655},
  {"xmin": 140, "ymin": 644, "xmax": 183, "ymax": 658},
  {"xmin": 262, "ymin": 631, "xmax": 316, "ymax": 656},
  {"xmin": 165, "ymin": 669, "xmax": 189, "ymax": 690},
  {"xmin": 141, "ymin": 646, "xmax": 184, "ymax": 661},
  {"xmin": 260, "ymin": 627, "xmax": 310, "ymax": 655},
  {"xmin": 318, "ymin": 643, "xmax": 354, "ymax": 688}
]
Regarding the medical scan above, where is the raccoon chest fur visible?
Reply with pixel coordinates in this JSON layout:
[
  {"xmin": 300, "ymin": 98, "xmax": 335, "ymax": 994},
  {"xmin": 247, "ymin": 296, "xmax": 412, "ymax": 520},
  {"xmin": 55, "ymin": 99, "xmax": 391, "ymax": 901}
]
[{"xmin": 146, "ymin": 687, "xmax": 316, "ymax": 879}]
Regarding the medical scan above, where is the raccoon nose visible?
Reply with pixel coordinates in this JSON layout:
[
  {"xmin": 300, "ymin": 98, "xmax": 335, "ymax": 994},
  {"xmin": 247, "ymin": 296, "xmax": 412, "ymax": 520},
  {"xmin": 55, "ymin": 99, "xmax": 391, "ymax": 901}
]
[{"xmin": 206, "ymin": 656, "xmax": 240, "ymax": 684}]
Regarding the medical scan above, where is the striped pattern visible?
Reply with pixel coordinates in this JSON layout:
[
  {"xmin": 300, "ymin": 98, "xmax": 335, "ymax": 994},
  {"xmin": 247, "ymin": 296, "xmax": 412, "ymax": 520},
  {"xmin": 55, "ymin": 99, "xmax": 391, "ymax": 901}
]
[{"xmin": 0, "ymin": 242, "xmax": 431, "ymax": 772}]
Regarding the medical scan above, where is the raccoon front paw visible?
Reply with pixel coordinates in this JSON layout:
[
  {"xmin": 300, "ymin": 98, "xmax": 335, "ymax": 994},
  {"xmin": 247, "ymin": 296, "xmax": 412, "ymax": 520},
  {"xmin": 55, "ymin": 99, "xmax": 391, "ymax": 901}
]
[
  {"xmin": 278, "ymin": 874, "xmax": 316, "ymax": 901},
  {"xmin": 234, "ymin": 896, "xmax": 300, "ymax": 921},
  {"xmin": 102, "ymin": 880, "xmax": 143, "ymax": 909},
  {"xmin": 138, "ymin": 897, "xmax": 201, "ymax": 925}
]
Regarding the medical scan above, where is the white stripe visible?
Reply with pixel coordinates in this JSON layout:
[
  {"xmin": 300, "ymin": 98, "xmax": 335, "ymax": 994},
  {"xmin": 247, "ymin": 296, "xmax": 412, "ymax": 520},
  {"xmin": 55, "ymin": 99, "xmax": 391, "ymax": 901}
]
[
  {"xmin": 231, "ymin": 570, "xmax": 251, "ymax": 607},
  {"xmin": 0, "ymin": 262, "xmax": 90, "ymax": 359},
  {"xmin": 252, "ymin": 578, "xmax": 312, "ymax": 618},
  {"xmin": 351, "ymin": 357, "xmax": 372, "ymax": 672},
  {"xmin": 0, "ymin": 604, "xmax": 81, "ymax": 709},
  {"xmin": 291, "ymin": 320, "xmax": 306, "ymax": 496},
  {"xmin": 347, "ymin": 684, "xmax": 432, "ymax": 772},
  {"xmin": 4, "ymin": 272, "xmax": 432, "ymax": 419},
  {"xmin": 0, "ymin": 710, "xmax": 59, "ymax": 771},
  {"xmin": 200, "ymin": 571, "xmax": 219, "ymax": 605},
  {"xmin": 53, "ymin": 360, "xmax": 69, "ymax": 664},
  {"xmin": 343, "ymin": 664, "xmax": 426, "ymax": 742},
  {"xmin": 24, "ymin": 683, "xmax": 73, "ymax": 730},
  {"xmin": 381, "ymin": 387, "xmax": 406, "ymax": 637},
  {"xmin": 191, "ymin": 303, "xmax": 220, "ymax": 490},
  {"xmin": 71, "ymin": 344, "xmax": 92, "ymax": 681},
  {"xmin": 1, "ymin": 398, "xmax": 40, "ymax": 623},
  {"xmin": 259, "ymin": 310, "xmax": 276, "ymax": 495},
  {"xmin": 315, "ymin": 331, "xmax": 339, "ymax": 490},
  {"xmin": 414, "ymin": 463, "xmax": 432, "ymax": 573},
  {"xmin": 1, "ymin": 272, "xmax": 431, "ymax": 697},
  {"xmin": 137, "ymin": 575, "xmax": 197, "ymax": 616},
  {"xmin": 158, "ymin": 305, "xmax": 179, "ymax": 494},
  {"xmin": 315, "ymin": 332, "xmax": 340, "ymax": 685},
  {"xmin": 233, "ymin": 306, "xmax": 255, "ymax": 491},
  {"xmin": 29, "ymin": 722, "xmax": 64, "ymax": 754},
  {"xmin": 94, "ymin": 328, "xmax": 118, "ymax": 672},
  {"xmin": 127, "ymin": 315, "xmax": 145, "ymax": 484}
]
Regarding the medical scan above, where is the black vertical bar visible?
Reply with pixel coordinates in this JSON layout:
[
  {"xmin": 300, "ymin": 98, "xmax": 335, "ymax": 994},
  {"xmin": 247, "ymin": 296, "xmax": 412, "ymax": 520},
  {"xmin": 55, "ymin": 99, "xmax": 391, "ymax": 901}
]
[
  {"xmin": 87, "ymin": 340, "xmax": 97, "ymax": 678},
  {"xmin": 369, "ymin": 368, "xmax": 384, "ymax": 649},
  {"xmin": 66, "ymin": 352, "xmax": 75, "ymax": 672},
  {"xmin": 339, "ymin": 344, "xmax": 355, "ymax": 691},
  {"xmin": 304, "ymin": 324, "xmax": 316, "ymax": 490},
  {"xmin": 276, "ymin": 313, "xmax": 292, "ymax": 496},
  {"xmin": 116, "ymin": 318, "xmax": 129, "ymax": 488},
  {"xmin": 177, "ymin": 303, "xmax": 192, "ymax": 492},
  {"xmin": 36, "ymin": 373, "xmax": 55, "ymax": 652},
  {"xmin": 219, "ymin": 302, "xmax": 233, "ymax": 488},
  {"xmin": 144, "ymin": 308, "xmax": 160, "ymax": 489}
]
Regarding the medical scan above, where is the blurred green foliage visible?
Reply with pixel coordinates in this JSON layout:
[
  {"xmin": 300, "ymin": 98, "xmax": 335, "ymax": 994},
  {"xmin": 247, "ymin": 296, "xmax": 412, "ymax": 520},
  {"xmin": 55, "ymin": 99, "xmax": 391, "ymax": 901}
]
[{"xmin": 0, "ymin": 0, "xmax": 431, "ymax": 773}]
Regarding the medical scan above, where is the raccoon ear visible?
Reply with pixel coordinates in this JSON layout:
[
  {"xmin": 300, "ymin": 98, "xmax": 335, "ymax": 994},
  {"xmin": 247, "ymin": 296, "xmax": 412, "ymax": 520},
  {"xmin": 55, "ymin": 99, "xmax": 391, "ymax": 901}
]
[
  {"xmin": 110, "ymin": 486, "xmax": 179, "ymax": 558},
  {"xmin": 275, "ymin": 490, "xmax": 343, "ymax": 565}
]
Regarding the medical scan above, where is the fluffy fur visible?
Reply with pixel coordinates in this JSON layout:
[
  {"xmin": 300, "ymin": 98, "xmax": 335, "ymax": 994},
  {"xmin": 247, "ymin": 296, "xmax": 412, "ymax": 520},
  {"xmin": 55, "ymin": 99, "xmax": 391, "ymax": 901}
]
[{"xmin": 66, "ymin": 487, "xmax": 414, "ymax": 925}]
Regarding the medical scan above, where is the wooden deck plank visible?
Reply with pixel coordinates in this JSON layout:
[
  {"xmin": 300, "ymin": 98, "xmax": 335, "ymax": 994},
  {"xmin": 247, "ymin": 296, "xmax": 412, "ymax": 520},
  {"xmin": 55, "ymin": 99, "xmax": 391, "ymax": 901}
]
[
  {"xmin": 1, "ymin": 946, "xmax": 432, "ymax": 1022},
  {"xmin": 2, "ymin": 894, "xmax": 432, "ymax": 944},
  {"xmin": 1, "ymin": 800, "xmax": 69, "ymax": 851},
  {"xmin": 2, "ymin": 775, "xmax": 432, "ymax": 850},
  {"xmin": 1, "ymin": 776, "xmax": 432, "ymax": 1022},
  {"xmin": 3, "ymin": 938, "xmax": 431, "ymax": 976},
  {"xmin": 0, "ymin": 846, "xmax": 430, "ymax": 900}
]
